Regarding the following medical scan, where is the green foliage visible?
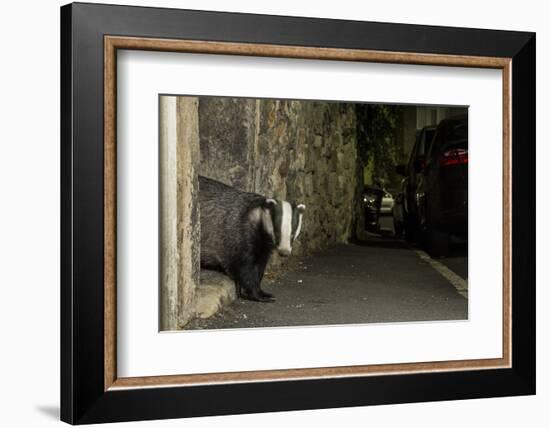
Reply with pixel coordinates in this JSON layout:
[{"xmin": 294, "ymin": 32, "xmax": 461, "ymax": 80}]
[{"xmin": 356, "ymin": 104, "xmax": 402, "ymax": 188}]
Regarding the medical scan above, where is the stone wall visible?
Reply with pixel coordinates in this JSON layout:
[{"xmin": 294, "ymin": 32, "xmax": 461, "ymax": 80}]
[
  {"xmin": 159, "ymin": 96, "xmax": 200, "ymax": 331},
  {"xmin": 198, "ymin": 98, "xmax": 258, "ymax": 192},
  {"xmin": 198, "ymin": 97, "xmax": 358, "ymax": 271},
  {"xmin": 160, "ymin": 95, "xmax": 360, "ymax": 329}
]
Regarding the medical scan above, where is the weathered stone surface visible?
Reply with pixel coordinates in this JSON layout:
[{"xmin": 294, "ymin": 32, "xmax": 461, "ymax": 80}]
[
  {"xmin": 163, "ymin": 96, "xmax": 360, "ymax": 329},
  {"xmin": 176, "ymin": 97, "xmax": 201, "ymax": 328},
  {"xmin": 159, "ymin": 96, "xmax": 179, "ymax": 331},
  {"xmin": 159, "ymin": 96, "xmax": 201, "ymax": 331},
  {"xmin": 199, "ymin": 98, "xmax": 358, "ymax": 276},
  {"xmin": 195, "ymin": 270, "xmax": 237, "ymax": 319},
  {"xmin": 198, "ymin": 97, "xmax": 257, "ymax": 192}
]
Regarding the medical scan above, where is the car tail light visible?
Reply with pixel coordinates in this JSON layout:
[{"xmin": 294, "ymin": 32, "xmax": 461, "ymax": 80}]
[{"xmin": 439, "ymin": 148, "xmax": 468, "ymax": 167}]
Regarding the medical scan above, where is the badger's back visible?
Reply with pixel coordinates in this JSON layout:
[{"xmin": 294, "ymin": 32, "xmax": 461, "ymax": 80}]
[{"xmin": 198, "ymin": 176, "xmax": 265, "ymax": 271}]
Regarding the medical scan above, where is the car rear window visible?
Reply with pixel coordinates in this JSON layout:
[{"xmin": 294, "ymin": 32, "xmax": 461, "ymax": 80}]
[
  {"xmin": 424, "ymin": 129, "xmax": 435, "ymax": 152},
  {"xmin": 447, "ymin": 121, "xmax": 468, "ymax": 142},
  {"xmin": 430, "ymin": 118, "xmax": 468, "ymax": 155}
]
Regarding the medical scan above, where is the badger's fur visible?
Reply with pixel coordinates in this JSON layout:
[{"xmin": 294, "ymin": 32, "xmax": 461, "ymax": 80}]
[{"xmin": 199, "ymin": 175, "xmax": 305, "ymax": 302}]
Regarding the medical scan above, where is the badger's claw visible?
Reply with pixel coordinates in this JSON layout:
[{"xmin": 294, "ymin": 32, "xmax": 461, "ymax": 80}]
[
  {"xmin": 255, "ymin": 295, "xmax": 275, "ymax": 303},
  {"xmin": 241, "ymin": 288, "xmax": 275, "ymax": 302},
  {"xmin": 258, "ymin": 290, "xmax": 275, "ymax": 302},
  {"xmin": 259, "ymin": 289, "xmax": 272, "ymax": 297}
]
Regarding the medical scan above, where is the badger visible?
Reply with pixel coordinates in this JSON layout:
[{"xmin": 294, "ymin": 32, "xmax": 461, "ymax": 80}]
[{"xmin": 199, "ymin": 175, "xmax": 305, "ymax": 302}]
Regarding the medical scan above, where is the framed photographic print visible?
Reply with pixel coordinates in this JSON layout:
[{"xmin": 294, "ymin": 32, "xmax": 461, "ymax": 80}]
[{"xmin": 60, "ymin": 2, "xmax": 535, "ymax": 424}]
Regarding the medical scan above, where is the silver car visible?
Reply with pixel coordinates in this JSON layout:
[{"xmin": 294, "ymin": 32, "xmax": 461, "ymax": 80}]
[{"xmin": 380, "ymin": 190, "xmax": 394, "ymax": 215}]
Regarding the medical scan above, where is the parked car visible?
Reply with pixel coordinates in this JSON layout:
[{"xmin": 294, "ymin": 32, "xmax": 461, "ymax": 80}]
[
  {"xmin": 416, "ymin": 115, "xmax": 468, "ymax": 257},
  {"xmin": 392, "ymin": 178, "xmax": 407, "ymax": 237},
  {"xmin": 395, "ymin": 125, "xmax": 436, "ymax": 241},
  {"xmin": 362, "ymin": 185, "xmax": 385, "ymax": 233},
  {"xmin": 393, "ymin": 195, "xmax": 404, "ymax": 237}
]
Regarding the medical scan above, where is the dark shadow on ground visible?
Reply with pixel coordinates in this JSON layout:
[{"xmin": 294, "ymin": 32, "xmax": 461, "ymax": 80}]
[
  {"xmin": 350, "ymin": 237, "xmax": 410, "ymax": 250},
  {"xmin": 439, "ymin": 242, "xmax": 468, "ymax": 280}
]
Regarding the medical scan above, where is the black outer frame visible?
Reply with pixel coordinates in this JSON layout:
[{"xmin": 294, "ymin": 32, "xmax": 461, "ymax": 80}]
[{"xmin": 60, "ymin": 2, "xmax": 535, "ymax": 424}]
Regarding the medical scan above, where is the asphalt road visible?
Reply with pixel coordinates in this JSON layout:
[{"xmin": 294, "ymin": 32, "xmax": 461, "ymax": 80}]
[
  {"xmin": 378, "ymin": 215, "xmax": 468, "ymax": 281},
  {"xmin": 439, "ymin": 243, "xmax": 468, "ymax": 280},
  {"xmin": 187, "ymin": 237, "xmax": 468, "ymax": 330}
]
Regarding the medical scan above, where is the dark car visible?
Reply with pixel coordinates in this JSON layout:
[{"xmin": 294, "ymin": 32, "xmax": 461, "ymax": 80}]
[
  {"xmin": 392, "ymin": 181, "xmax": 406, "ymax": 237},
  {"xmin": 395, "ymin": 125, "xmax": 436, "ymax": 241},
  {"xmin": 362, "ymin": 184, "xmax": 385, "ymax": 233},
  {"xmin": 416, "ymin": 115, "xmax": 468, "ymax": 257}
]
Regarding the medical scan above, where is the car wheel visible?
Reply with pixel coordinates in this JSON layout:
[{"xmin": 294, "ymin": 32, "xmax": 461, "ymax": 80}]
[
  {"xmin": 394, "ymin": 218, "xmax": 403, "ymax": 237},
  {"xmin": 426, "ymin": 226, "xmax": 450, "ymax": 258},
  {"xmin": 404, "ymin": 214, "xmax": 419, "ymax": 243}
]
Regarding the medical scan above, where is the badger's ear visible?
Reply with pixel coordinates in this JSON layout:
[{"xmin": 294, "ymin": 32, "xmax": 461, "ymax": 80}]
[
  {"xmin": 296, "ymin": 204, "xmax": 306, "ymax": 213},
  {"xmin": 264, "ymin": 198, "xmax": 277, "ymax": 207}
]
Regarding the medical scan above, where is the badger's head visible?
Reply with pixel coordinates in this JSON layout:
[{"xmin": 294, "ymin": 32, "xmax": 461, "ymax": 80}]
[{"xmin": 262, "ymin": 198, "xmax": 306, "ymax": 257}]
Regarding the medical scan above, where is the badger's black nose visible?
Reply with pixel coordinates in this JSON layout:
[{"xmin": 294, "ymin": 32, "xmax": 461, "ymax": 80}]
[{"xmin": 278, "ymin": 248, "xmax": 291, "ymax": 257}]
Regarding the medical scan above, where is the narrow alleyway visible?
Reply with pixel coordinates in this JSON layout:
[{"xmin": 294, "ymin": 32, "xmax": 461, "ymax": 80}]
[{"xmin": 187, "ymin": 240, "xmax": 468, "ymax": 330}]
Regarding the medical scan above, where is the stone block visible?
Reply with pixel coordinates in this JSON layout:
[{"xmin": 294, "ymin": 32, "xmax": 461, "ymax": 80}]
[
  {"xmin": 313, "ymin": 135, "xmax": 323, "ymax": 148},
  {"xmin": 304, "ymin": 173, "xmax": 313, "ymax": 197},
  {"xmin": 195, "ymin": 270, "xmax": 237, "ymax": 319}
]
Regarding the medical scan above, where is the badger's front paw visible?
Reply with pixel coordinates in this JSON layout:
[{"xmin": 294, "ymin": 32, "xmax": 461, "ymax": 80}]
[
  {"xmin": 241, "ymin": 288, "xmax": 275, "ymax": 302},
  {"xmin": 258, "ymin": 289, "xmax": 275, "ymax": 302}
]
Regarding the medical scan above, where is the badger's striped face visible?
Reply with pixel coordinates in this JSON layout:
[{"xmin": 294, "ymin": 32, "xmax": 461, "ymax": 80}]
[{"xmin": 264, "ymin": 199, "xmax": 305, "ymax": 257}]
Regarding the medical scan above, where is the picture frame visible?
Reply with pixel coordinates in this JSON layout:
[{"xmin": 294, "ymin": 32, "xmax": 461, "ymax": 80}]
[{"xmin": 60, "ymin": 2, "xmax": 535, "ymax": 424}]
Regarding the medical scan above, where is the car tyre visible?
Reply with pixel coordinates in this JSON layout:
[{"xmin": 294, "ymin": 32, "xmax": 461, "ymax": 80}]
[
  {"xmin": 403, "ymin": 219, "xmax": 412, "ymax": 242},
  {"xmin": 426, "ymin": 226, "xmax": 450, "ymax": 258},
  {"xmin": 394, "ymin": 218, "xmax": 404, "ymax": 238}
]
